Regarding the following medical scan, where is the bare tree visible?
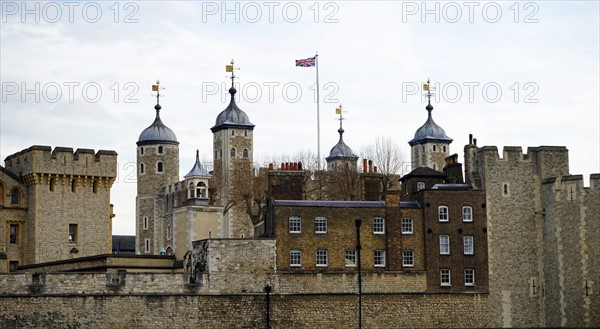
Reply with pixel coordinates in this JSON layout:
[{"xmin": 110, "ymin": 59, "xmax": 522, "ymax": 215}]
[{"xmin": 360, "ymin": 136, "xmax": 407, "ymax": 195}]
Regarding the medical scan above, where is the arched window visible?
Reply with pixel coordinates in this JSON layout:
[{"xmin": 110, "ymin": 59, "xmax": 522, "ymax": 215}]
[
  {"xmin": 49, "ymin": 178, "xmax": 55, "ymax": 192},
  {"xmin": 157, "ymin": 162, "xmax": 163, "ymax": 173},
  {"xmin": 92, "ymin": 180, "xmax": 98, "ymax": 194},
  {"xmin": 140, "ymin": 147, "xmax": 144, "ymax": 155},
  {"xmin": 158, "ymin": 146, "xmax": 164, "ymax": 154},
  {"xmin": 11, "ymin": 188, "xmax": 21, "ymax": 205},
  {"xmin": 243, "ymin": 149, "xmax": 249, "ymax": 158},
  {"xmin": 230, "ymin": 148, "xmax": 236, "ymax": 157},
  {"xmin": 188, "ymin": 182, "xmax": 195, "ymax": 199},
  {"xmin": 140, "ymin": 163, "xmax": 145, "ymax": 174},
  {"xmin": 197, "ymin": 182, "xmax": 207, "ymax": 198}
]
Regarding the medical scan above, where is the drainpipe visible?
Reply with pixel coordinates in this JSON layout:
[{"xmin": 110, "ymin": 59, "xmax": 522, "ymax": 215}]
[
  {"xmin": 265, "ymin": 284, "xmax": 272, "ymax": 329},
  {"xmin": 355, "ymin": 218, "xmax": 362, "ymax": 329}
]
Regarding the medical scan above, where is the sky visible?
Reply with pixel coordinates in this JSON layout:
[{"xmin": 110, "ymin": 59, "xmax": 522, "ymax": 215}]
[{"xmin": 1, "ymin": 1, "xmax": 598, "ymax": 235}]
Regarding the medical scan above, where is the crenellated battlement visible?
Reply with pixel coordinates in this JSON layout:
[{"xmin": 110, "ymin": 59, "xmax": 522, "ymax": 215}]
[{"xmin": 3, "ymin": 145, "xmax": 117, "ymax": 180}]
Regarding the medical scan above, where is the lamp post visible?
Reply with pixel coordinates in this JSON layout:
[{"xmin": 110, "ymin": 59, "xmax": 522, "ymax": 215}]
[{"xmin": 355, "ymin": 218, "xmax": 362, "ymax": 329}]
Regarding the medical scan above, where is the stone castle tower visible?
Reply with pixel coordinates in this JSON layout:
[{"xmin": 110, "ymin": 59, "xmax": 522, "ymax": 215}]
[
  {"xmin": 1, "ymin": 146, "xmax": 117, "ymax": 266},
  {"xmin": 210, "ymin": 69, "xmax": 255, "ymax": 238},
  {"xmin": 136, "ymin": 83, "xmax": 180, "ymax": 254},
  {"xmin": 408, "ymin": 97, "xmax": 452, "ymax": 171}
]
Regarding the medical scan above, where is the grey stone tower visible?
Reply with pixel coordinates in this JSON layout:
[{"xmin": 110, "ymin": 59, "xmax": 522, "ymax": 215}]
[
  {"xmin": 408, "ymin": 92, "xmax": 452, "ymax": 171},
  {"xmin": 211, "ymin": 63, "xmax": 255, "ymax": 238},
  {"xmin": 136, "ymin": 81, "xmax": 179, "ymax": 254}
]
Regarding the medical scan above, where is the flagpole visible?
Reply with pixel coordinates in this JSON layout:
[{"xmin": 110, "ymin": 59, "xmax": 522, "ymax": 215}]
[{"xmin": 315, "ymin": 52, "xmax": 321, "ymax": 171}]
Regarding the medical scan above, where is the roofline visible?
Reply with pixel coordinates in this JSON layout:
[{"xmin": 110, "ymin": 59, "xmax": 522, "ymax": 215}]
[
  {"xmin": 211, "ymin": 123, "xmax": 255, "ymax": 133},
  {"xmin": 273, "ymin": 200, "xmax": 386, "ymax": 208},
  {"xmin": 136, "ymin": 140, "xmax": 180, "ymax": 146},
  {"xmin": 408, "ymin": 137, "xmax": 454, "ymax": 146}
]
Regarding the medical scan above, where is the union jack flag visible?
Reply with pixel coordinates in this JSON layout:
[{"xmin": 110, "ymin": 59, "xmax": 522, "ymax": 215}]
[{"xmin": 295, "ymin": 57, "xmax": 316, "ymax": 67}]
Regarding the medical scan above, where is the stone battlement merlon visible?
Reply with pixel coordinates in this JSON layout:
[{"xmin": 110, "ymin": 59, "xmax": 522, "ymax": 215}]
[
  {"xmin": 542, "ymin": 174, "xmax": 600, "ymax": 190},
  {"xmin": 3, "ymin": 145, "xmax": 118, "ymax": 179}
]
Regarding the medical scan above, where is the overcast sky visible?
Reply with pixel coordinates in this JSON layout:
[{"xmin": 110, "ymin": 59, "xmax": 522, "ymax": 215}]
[{"xmin": 1, "ymin": 1, "xmax": 598, "ymax": 235}]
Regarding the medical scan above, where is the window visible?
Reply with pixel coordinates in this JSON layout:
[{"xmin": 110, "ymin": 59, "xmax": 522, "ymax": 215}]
[
  {"xmin": 402, "ymin": 250, "xmax": 414, "ymax": 267},
  {"xmin": 316, "ymin": 249, "xmax": 328, "ymax": 267},
  {"xmin": 145, "ymin": 239, "xmax": 151, "ymax": 253},
  {"xmin": 214, "ymin": 150, "xmax": 218, "ymax": 159},
  {"xmin": 417, "ymin": 181, "xmax": 425, "ymax": 191},
  {"xmin": 157, "ymin": 162, "xmax": 164, "ymax": 173},
  {"xmin": 9, "ymin": 224, "xmax": 18, "ymax": 244},
  {"xmin": 196, "ymin": 182, "xmax": 207, "ymax": 198},
  {"xmin": 92, "ymin": 180, "xmax": 98, "ymax": 194},
  {"xmin": 290, "ymin": 250, "xmax": 302, "ymax": 267},
  {"xmin": 68, "ymin": 224, "xmax": 78, "ymax": 243},
  {"xmin": 143, "ymin": 217, "xmax": 148, "ymax": 230},
  {"xmin": 167, "ymin": 225, "xmax": 172, "ymax": 240},
  {"xmin": 433, "ymin": 145, "xmax": 437, "ymax": 152},
  {"xmin": 140, "ymin": 147, "xmax": 144, "ymax": 155},
  {"xmin": 373, "ymin": 217, "xmax": 385, "ymax": 234},
  {"xmin": 11, "ymin": 189, "xmax": 20, "ymax": 204},
  {"xmin": 465, "ymin": 269, "xmax": 475, "ymax": 286},
  {"xmin": 49, "ymin": 178, "xmax": 55, "ymax": 192},
  {"xmin": 464, "ymin": 236, "xmax": 474, "ymax": 255},
  {"xmin": 9, "ymin": 261, "xmax": 18, "ymax": 272},
  {"xmin": 231, "ymin": 130, "xmax": 235, "ymax": 136},
  {"xmin": 315, "ymin": 217, "xmax": 327, "ymax": 234},
  {"xmin": 438, "ymin": 206, "xmax": 449, "ymax": 222},
  {"xmin": 345, "ymin": 250, "xmax": 357, "ymax": 267},
  {"xmin": 230, "ymin": 148, "xmax": 236, "ymax": 157},
  {"xmin": 439, "ymin": 235, "xmax": 450, "ymax": 255},
  {"xmin": 244, "ymin": 131, "xmax": 248, "ymax": 137},
  {"xmin": 71, "ymin": 179, "xmax": 77, "ymax": 193},
  {"xmin": 440, "ymin": 269, "xmax": 451, "ymax": 286},
  {"xmin": 401, "ymin": 218, "xmax": 413, "ymax": 234},
  {"xmin": 503, "ymin": 183, "xmax": 510, "ymax": 196},
  {"xmin": 158, "ymin": 146, "xmax": 163, "ymax": 154},
  {"xmin": 462, "ymin": 206, "xmax": 473, "ymax": 222},
  {"xmin": 243, "ymin": 149, "xmax": 249, "ymax": 158},
  {"xmin": 140, "ymin": 163, "xmax": 145, "ymax": 174},
  {"xmin": 374, "ymin": 250, "xmax": 386, "ymax": 267},
  {"xmin": 219, "ymin": 149, "xmax": 222, "ymax": 158},
  {"xmin": 289, "ymin": 216, "xmax": 301, "ymax": 233}
]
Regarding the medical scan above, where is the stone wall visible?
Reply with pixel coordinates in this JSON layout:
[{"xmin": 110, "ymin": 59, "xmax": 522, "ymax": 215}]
[
  {"xmin": 0, "ymin": 272, "xmax": 493, "ymax": 328},
  {"xmin": 541, "ymin": 174, "xmax": 600, "ymax": 328}
]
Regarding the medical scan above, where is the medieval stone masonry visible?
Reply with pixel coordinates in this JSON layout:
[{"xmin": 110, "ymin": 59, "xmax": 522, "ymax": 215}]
[{"xmin": 0, "ymin": 73, "xmax": 598, "ymax": 328}]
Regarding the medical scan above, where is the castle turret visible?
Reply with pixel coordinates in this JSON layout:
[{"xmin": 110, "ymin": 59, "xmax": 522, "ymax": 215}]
[
  {"xmin": 211, "ymin": 61, "xmax": 255, "ymax": 238},
  {"xmin": 408, "ymin": 80, "xmax": 452, "ymax": 171},
  {"xmin": 136, "ymin": 80, "xmax": 179, "ymax": 254},
  {"xmin": 183, "ymin": 150, "xmax": 211, "ymax": 204},
  {"xmin": 326, "ymin": 105, "xmax": 358, "ymax": 171}
]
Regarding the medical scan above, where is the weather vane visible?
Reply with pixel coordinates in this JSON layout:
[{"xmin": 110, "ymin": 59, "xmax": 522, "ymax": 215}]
[
  {"xmin": 423, "ymin": 78, "xmax": 435, "ymax": 105},
  {"xmin": 335, "ymin": 103, "xmax": 346, "ymax": 129},
  {"xmin": 225, "ymin": 59, "xmax": 240, "ymax": 87},
  {"xmin": 151, "ymin": 79, "xmax": 165, "ymax": 105}
]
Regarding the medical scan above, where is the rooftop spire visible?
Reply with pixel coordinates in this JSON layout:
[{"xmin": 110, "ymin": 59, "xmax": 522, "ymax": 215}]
[
  {"xmin": 423, "ymin": 78, "xmax": 434, "ymax": 114},
  {"xmin": 152, "ymin": 79, "xmax": 164, "ymax": 114},
  {"xmin": 225, "ymin": 59, "xmax": 239, "ymax": 94},
  {"xmin": 336, "ymin": 103, "xmax": 345, "ymax": 138}
]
